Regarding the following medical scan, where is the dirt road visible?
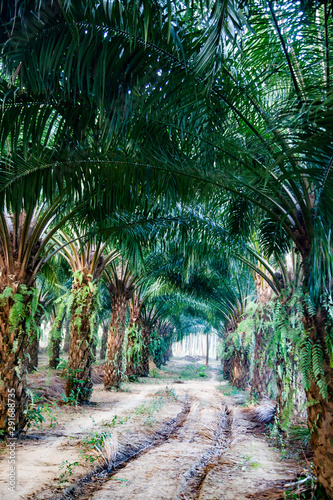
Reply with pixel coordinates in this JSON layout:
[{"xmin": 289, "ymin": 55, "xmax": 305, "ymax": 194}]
[
  {"xmin": 87, "ymin": 378, "xmax": 298, "ymax": 500},
  {"xmin": 0, "ymin": 360, "xmax": 301, "ymax": 500}
]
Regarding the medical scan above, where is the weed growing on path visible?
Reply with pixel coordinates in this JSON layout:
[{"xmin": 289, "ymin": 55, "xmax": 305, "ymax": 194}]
[
  {"xmin": 25, "ymin": 392, "xmax": 60, "ymax": 430},
  {"xmin": 58, "ymin": 460, "xmax": 79, "ymax": 483}
]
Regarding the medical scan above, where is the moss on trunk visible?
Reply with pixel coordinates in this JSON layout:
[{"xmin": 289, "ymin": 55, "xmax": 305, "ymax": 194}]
[
  {"xmin": 104, "ymin": 297, "xmax": 127, "ymax": 389},
  {"xmin": 65, "ymin": 272, "xmax": 96, "ymax": 403}
]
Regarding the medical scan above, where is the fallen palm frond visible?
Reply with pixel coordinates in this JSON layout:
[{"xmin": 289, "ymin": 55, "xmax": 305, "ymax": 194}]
[
  {"xmin": 246, "ymin": 474, "xmax": 316, "ymax": 499},
  {"xmin": 91, "ymin": 364, "xmax": 105, "ymax": 384},
  {"xmin": 95, "ymin": 432, "xmax": 119, "ymax": 469},
  {"xmin": 241, "ymin": 400, "xmax": 275, "ymax": 432},
  {"xmin": 27, "ymin": 369, "xmax": 65, "ymax": 402}
]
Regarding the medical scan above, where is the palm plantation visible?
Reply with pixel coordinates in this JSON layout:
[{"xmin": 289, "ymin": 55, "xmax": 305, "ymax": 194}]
[{"xmin": 0, "ymin": 0, "xmax": 333, "ymax": 497}]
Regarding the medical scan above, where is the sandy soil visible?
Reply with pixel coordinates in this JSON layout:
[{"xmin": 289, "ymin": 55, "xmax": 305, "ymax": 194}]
[{"xmin": 0, "ymin": 359, "xmax": 303, "ymax": 500}]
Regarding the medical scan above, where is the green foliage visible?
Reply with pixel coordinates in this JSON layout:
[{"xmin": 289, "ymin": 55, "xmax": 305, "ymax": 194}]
[
  {"xmin": 126, "ymin": 324, "xmax": 144, "ymax": 372},
  {"xmin": 25, "ymin": 392, "xmax": 60, "ymax": 430},
  {"xmin": 149, "ymin": 368, "xmax": 159, "ymax": 378},
  {"xmin": 0, "ymin": 286, "xmax": 38, "ymax": 336},
  {"xmin": 58, "ymin": 460, "xmax": 79, "ymax": 484},
  {"xmin": 82, "ymin": 430, "xmax": 112, "ymax": 450},
  {"xmin": 161, "ymin": 362, "xmax": 210, "ymax": 381},
  {"xmin": 108, "ymin": 414, "xmax": 132, "ymax": 426},
  {"xmin": 61, "ymin": 364, "xmax": 92, "ymax": 404},
  {"xmin": 149, "ymin": 329, "xmax": 168, "ymax": 369}
]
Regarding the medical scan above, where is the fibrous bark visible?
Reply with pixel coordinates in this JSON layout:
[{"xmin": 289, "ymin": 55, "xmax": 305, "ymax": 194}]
[
  {"xmin": 65, "ymin": 272, "xmax": 96, "ymax": 403},
  {"xmin": 26, "ymin": 334, "xmax": 39, "ymax": 372},
  {"xmin": 295, "ymin": 229, "xmax": 333, "ymax": 498},
  {"xmin": 104, "ymin": 296, "xmax": 127, "ymax": 389},
  {"xmin": 136, "ymin": 325, "xmax": 150, "ymax": 377},
  {"xmin": 63, "ymin": 321, "xmax": 70, "ymax": 354},
  {"xmin": 26, "ymin": 307, "xmax": 43, "ymax": 372},
  {"xmin": 251, "ymin": 274, "xmax": 273, "ymax": 398},
  {"xmin": 251, "ymin": 324, "xmax": 273, "ymax": 398},
  {"xmin": 100, "ymin": 321, "xmax": 108, "ymax": 361},
  {"xmin": 126, "ymin": 301, "xmax": 140, "ymax": 377},
  {"xmin": 0, "ymin": 283, "xmax": 33, "ymax": 435},
  {"xmin": 49, "ymin": 326, "xmax": 62, "ymax": 369},
  {"xmin": 230, "ymin": 347, "xmax": 250, "ymax": 390},
  {"xmin": 303, "ymin": 308, "xmax": 333, "ymax": 498}
]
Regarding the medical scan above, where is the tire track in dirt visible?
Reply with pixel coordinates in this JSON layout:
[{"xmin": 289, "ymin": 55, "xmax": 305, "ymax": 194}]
[
  {"xmin": 29, "ymin": 395, "xmax": 192, "ymax": 500},
  {"xmin": 23, "ymin": 367, "xmax": 301, "ymax": 500},
  {"xmin": 86, "ymin": 379, "xmax": 227, "ymax": 500},
  {"xmin": 197, "ymin": 400, "xmax": 300, "ymax": 500},
  {"xmin": 174, "ymin": 404, "xmax": 233, "ymax": 499}
]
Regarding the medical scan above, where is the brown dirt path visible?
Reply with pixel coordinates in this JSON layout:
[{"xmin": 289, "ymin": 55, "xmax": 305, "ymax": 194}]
[
  {"xmin": 0, "ymin": 380, "xmax": 180, "ymax": 499},
  {"xmin": 0, "ymin": 359, "xmax": 302, "ymax": 500},
  {"xmin": 86, "ymin": 369, "xmax": 300, "ymax": 500}
]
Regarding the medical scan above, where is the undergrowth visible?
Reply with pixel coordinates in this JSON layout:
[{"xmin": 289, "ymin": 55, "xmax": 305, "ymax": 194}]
[{"xmin": 159, "ymin": 363, "xmax": 210, "ymax": 381}]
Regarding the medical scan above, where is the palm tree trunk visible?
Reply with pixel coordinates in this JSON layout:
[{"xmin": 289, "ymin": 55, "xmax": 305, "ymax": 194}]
[
  {"xmin": 104, "ymin": 296, "xmax": 127, "ymax": 389},
  {"xmin": 230, "ymin": 348, "xmax": 250, "ymax": 389},
  {"xmin": 205, "ymin": 333, "xmax": 209, "ymax": 367},
  {"xmin": 64, "ymin": 273, "xmax": 96, "ymax": 403},
  {"xmin": 222, "ymin": 356, "xmax": 231, "ymax": 380},
  {"xmin": 126, "ymin": 329, "xmax": 136, "ymax": 377},
  {"xmin": 251, "ymin": 277, "xmax": 273, "ymax": 398},
  {"xmin": 303, "ymin": 307, "xmax": 333, "ymax": 498},
  {"xmin": 126, "ymin": 302, "xmax": 140, "ymax": 377},
  {"xmin": 49, "ymin": 326, "xmax": 62, "ymax": 369},
  {"xmin": 162, "ymin": 343, "xmax": 172, "ymax": 365},
  {"xmin": 100, "ymin": 322, "xmax": 108, "ymax": 361},
  {"xmin": 63, "ymin": 321, "xmax": 70, "ymax": 354},
  {"xmin": 27, "ymin": 307, "xmax": 43, "ymax": 372},
  {"xmin": 136, "ymin": 326, "xmax": 150, "ymax": 377},
  {"xmin": 0, "ymin": 285, "xmax": 32, "ymax": 435},
  {"xmin": 26, "ymin": 334, "xmax": 39, "ymax": 372},
  {"xmin": 295, "ymin": 235, "xmax": 333, "ymax": 497},
  {"xmin": 251, "ymin": 326, "xmax": 272, "ymax": 399}
]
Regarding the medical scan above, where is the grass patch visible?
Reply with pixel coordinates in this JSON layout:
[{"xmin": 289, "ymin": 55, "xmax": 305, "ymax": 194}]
[
  {"xmin": 160, "ymin": 363, "xmax": 211, "ymax": 381},
  {"xmin": 288, "ymin": 425, "xmax": 310, "ymax": 447}
]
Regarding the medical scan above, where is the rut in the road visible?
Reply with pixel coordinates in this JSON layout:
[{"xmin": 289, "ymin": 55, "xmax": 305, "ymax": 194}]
[
  {"xmin": 29, "ymin": 396, "xmax": 191, "ymax": 500},
  {"xmin": 175, "ymin": 404, "xmax": 232, "ymax": 499},
  {"xmin": 86, "ymin": 380, "xmax": 232, "ymax": 500}
]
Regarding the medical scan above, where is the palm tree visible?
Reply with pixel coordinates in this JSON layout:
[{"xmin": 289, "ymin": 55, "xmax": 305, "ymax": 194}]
[
  {"xmin": 126, "ymin": 291, "xmax": 143, "ymax": 378},
  {"xmin": 27, "ymin": 273, "xmax": 61, "ymax": 372},
  {"xmin": 53, "ymin": 227, "xmax": 119, "ymax": 402},
  {"xmin": 3, "ymin": 0, "xmax": 333, "ymax": 493},
  {"xmin": 103, "ymin": 259, "xmax": 139, "ymax": 388},
  {"xmin": 0, "ymin": 199, "xmax": 80, "ymax": 434},
  {"xmin": 126, "ymin": 276, "xmax": 162, "ymax": 377}
]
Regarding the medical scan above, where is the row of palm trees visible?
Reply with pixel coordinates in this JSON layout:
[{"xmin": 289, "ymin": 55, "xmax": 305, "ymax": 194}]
[{"xmin": 1, "ymin": 0, "xmax": 333, "ymax": 496}]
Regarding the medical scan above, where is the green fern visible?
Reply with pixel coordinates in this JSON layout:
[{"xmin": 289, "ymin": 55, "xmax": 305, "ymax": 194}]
[{"xmin": 311, "ymin": 343, "xmax": 328, "ymax": 399}]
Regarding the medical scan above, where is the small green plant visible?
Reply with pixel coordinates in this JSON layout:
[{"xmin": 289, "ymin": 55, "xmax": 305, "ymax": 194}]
[
  {"xmin": 25, "ymin": 393, "xmax": 60, "ymax": 430},
  {"xmin": 145, "ymin": 415, "xmax": 157, "ymax": 426},
  {"xmin": 150, "ymin": 368, "xmax": 159, "ymax": 378},
  {"xmin": 156, "ymin": 386, "xmax": 177, "ymax": 401},
  {"xmin": 25, "ymin": 405, "xmax": 45, "ymax": 429},
  {"xmin": 58, "ymin": 460, "xmax": 79, "ymax": 483},
  {"xmin": 61, "ymin": 366, "xmax": 92, "ymax": 405},
  {"xmin": 80, "ymin": 431, "xmax": 113, "ymax": 464},
  {"xmin": 61, "ymin": 390, "xmax": 78, "ymax": 406},
  {"xmin": 82, "ymin": 431, "xmax": 111, "ymax": 449},
  {"xmin": 288, "ymin": 425, "xmax": 310, "ymax": 447}
]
